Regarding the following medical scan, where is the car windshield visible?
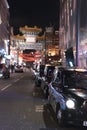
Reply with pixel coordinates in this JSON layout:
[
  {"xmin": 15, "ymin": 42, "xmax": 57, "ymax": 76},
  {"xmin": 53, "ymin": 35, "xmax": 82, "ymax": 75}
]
[
  {"xmin": 16, "ymin": 65, "xmax": 22, "ymax": 68},
  {"xmin": 63, "ymin": 70, "xmax": 87, "ymax": 90}
]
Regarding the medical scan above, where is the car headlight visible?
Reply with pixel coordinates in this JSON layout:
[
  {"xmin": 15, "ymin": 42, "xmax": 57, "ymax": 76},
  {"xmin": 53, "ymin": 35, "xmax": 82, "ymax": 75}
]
[{"xmin": 66, "ymin": 99, "xmax": 75, "ymax": 109}]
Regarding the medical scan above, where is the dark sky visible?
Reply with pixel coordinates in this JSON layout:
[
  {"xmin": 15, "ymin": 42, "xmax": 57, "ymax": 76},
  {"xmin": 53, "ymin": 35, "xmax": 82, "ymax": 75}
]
[{"xmin": 7, "ymin": 0, "xmax": 60, "ymax": 34}]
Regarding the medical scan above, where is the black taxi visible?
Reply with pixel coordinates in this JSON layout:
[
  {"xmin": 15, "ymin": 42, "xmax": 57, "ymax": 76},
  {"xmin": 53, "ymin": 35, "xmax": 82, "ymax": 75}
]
[{"xmin": 48, "ymin": 68, "xmax": 87, "ymax": 126}]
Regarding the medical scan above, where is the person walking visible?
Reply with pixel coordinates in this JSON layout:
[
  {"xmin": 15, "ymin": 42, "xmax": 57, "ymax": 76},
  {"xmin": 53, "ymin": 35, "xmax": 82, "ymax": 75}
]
[{"xmin": 10, "ymin": 64, "xmax": 14, "ymax": 73}]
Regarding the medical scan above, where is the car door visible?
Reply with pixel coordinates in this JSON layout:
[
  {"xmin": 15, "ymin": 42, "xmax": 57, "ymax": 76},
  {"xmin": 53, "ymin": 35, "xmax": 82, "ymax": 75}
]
[
  {"xmin": 50, "ymin": 77, "xmax": 61, "ymax": 112},
  {"xmin": 48, "ymin": 84, "xmax": 56, "ymax": 112}
]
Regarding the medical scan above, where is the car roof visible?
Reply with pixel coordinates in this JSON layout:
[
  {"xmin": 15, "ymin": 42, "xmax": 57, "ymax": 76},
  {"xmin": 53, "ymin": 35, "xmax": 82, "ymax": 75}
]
[{"xmin": 60, "ymin": 68, "xmax": 87, "ymax": 76}]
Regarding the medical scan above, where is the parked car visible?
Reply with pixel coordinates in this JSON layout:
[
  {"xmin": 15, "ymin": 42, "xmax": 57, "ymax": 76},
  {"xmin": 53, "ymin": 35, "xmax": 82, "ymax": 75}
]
[
  {"xmin": 41, "ymin": 65, "xmax": 55, "ymax": 98},
  {"xmin": 35, "ymin": 64, "xmax": 45, "ymax": 87},
  {"xmin": 32, "ymin": 63, "xmax": 40, "ymax": 79},
  {"xmin": 48, "ymin": 68, "xmax": 87, "ymax": 126},
  {"xmin": 14, "ymin": 65, "xmax": 23, "ymax": 73},
  {"xmin": 0, "ymin": 64, "xmax": 10, "ymax": 79}
]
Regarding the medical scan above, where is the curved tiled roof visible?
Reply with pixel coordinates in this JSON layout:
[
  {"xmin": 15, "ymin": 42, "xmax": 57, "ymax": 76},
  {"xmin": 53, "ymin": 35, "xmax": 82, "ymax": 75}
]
[
  {"xmin": 11, "ymin": 34, "xmax": 25, "ymax": 40},
  {"xmin": 20, "ymin": 25, "xmax": 42, "ymax": 33}
]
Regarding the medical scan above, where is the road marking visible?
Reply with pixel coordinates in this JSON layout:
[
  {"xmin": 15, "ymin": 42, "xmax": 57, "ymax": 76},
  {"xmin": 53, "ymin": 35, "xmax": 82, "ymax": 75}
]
[
  {"xmin": 14, "ymin": 76, "xmax": 24, "ymax": 82},
  {"xmin": 35, "ymin": 105, "xmax": 44, "ymax": 112},
  {"xmin": 14, "ymin": 79, "xmax": 20, "ymax": 82},
  {"xmin": 1, "ymin": 84, "xmax": 12, "ymax": 91},
  {"xmin": 21, "ymin": 76, "xmax": 24, "ymax": 78},
  {"xmin": 1, "ymin": 76, "xmax": 24, "ymax": 91}
]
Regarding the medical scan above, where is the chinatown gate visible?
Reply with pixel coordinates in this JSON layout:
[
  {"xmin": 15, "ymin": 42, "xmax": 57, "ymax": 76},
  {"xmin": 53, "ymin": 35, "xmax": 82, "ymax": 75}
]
[{"xmin": 11, "ymin": 26, "xmax": 45, "ymax": 66}]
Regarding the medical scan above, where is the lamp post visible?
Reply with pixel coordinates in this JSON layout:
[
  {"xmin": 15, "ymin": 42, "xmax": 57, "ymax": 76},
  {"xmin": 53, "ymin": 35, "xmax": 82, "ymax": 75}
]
[
  {"xmin": 44, "ymin": 31, "xmax": 47, "ymax": 64},
  {"xmin": 58, "ymin": 30, "xmax": 66, "ymax": 66},
  {"xmin": 17, "ymin": 44, "xmax": 19, "ymax": 64}
]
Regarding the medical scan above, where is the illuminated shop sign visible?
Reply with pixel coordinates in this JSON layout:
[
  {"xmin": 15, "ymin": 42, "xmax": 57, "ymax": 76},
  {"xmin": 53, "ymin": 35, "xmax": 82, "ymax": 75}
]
[
  {"xmin": 19, "ymin": 43, "xmax": 43, "ymax": 50},
  {"xmin": 25, "ymin": 36, "xmax": 36, "ymax": 43}
]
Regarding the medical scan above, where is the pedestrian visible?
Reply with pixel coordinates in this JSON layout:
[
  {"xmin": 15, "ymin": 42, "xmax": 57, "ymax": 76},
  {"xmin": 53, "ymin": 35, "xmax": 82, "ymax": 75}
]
[{"xmin": 10, "ymin": 64, "xmax": 14, "ymax": 73}]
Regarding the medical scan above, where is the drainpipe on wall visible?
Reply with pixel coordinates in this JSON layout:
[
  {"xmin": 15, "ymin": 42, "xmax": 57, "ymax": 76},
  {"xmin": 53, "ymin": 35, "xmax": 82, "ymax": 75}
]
[{"xmin": 76, "ymin": 0, "xmax": 81, "ymax": 67}]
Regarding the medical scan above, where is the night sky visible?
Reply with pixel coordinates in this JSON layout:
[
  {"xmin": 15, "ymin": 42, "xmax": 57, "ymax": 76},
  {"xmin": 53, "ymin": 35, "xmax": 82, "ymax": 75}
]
[{"xmin": 7, "ymin": 0, "xmax": 60, "ymax": 34}]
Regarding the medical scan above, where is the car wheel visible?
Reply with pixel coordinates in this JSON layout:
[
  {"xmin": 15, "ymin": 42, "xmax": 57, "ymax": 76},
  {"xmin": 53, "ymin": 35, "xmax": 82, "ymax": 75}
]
[
  {"xmin": 56, "ymin": 107, "xmax": 64, "ymax": 126},
  {"xmin": 47, "ymin": 95, "xmax": 51, "ymax": 106},
  {"xmin": 35, "ymin": 79, "xmax": 41, "ymax": 87},
  {"xmin": 8, "ymin": 75, "xmax": 10, "ymax": 78},
  {"xmin": 38, "ymin": 79, "xmax": 41, "ymax": 87},
  {"xmin": 44, "ymin": 86, "xmax": 49, "ymax": 98},
  {"xmin": 4, "ymin": 76, "xmax": 6, "ymax": 79}
]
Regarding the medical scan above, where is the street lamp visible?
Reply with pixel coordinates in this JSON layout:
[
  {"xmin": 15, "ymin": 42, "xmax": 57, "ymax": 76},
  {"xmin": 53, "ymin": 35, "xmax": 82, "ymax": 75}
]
[
  {"xmin": 57, "ymin": 30, "xmax": 66, "ymax": 66},
  {"xmin": 44, "ymin": 31, "xmax": 47, "ymax": 64},
  {"xmin": 17, "ymin": 44, "xmax": 19, "ymax": 64}
]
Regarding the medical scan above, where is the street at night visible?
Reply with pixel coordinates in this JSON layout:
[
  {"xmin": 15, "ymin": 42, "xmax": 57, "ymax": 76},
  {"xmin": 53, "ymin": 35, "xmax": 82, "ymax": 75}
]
[
  {"xmin": 0, "ymin": 70, "xmax": 86, "ymax": 130},
  {"xmin": 0, "ymin": 0, "xmax": 87, "ymax": 129}
]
